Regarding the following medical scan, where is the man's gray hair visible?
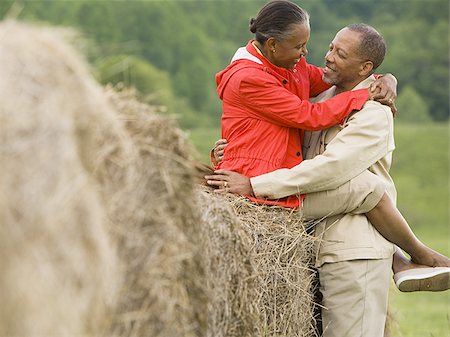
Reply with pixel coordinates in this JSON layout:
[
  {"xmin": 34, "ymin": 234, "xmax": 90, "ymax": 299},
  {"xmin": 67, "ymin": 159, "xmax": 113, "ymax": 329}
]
[{"xmin": 347, "ymin": 23, "xmax": 386, "ymax": 71}]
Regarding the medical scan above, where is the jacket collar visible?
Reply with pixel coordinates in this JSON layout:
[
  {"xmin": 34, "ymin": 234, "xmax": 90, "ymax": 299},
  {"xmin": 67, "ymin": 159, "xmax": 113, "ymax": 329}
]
[
  {"xmin": 352, "ymin": 75, "xmax": 376, "ymax": 91},
  {"xmin": 231, "ymin": 46, "xmax": 262, "ymax": 64},
  {"xmin": 230, "ymin": 40, "xmax": 290, "ymax": 79},
  {"xmin": 310, "ymin": 75, "xmax": 377, "ymax": 103},
  {"xmin": 327, "ymin": 74, "xmax": 377, "ymax": 97}
]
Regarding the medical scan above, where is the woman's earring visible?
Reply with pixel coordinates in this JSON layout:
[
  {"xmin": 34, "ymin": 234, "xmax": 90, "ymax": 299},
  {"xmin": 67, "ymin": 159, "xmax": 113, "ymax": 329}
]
[{"xmin": 272, "ymin": 49, "xmax": 276, "ymax": 53}]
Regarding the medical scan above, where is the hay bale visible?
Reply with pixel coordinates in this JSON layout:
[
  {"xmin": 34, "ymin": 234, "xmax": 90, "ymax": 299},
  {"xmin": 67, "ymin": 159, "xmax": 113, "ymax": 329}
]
[
  {"xmin": 0, "ymin": 20, "xmax": 118, "ymax": 336},
  {"xmin": 198, "ymin": 189, "xmax": 318, "ymax": 337},
  {"xmin": 101, "ymin": 87, "xmax": 206, "ymax": 337},
  {"xmin": 0, "ymin": 19, "xmax": 206, "ymax": 337}
]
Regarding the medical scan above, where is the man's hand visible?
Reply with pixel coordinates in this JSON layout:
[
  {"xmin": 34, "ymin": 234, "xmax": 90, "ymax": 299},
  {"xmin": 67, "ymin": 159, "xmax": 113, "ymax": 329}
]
[
  {"xmin": 369, "ymin": 73, "xmax": 398, "ymax": 116},
  {"xmin": 205, "ymin": 169, "xmax": 254, "ymax": 195},
  {"xmin": 213, "ymin": 139, "xmax": 228, "ymax": 164}
]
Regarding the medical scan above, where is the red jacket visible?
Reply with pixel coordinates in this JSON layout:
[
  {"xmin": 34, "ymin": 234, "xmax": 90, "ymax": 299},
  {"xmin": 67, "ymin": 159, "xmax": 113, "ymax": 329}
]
[{"xmin": 216, "ymin": 41, "xmax": 368, "ymax": 208}]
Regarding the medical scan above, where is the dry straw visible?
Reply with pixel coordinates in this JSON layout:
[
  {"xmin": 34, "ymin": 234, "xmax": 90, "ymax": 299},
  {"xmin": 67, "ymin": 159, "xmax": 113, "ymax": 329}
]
[
  {"xmin": 103, "ymin": 87, "xmax": 206, "ymax": 337},
  {"xmin": 0, "ymin": 19, "xmax": 206, "ymax": 337},
  {"xmin": 198, "ymin": 188, "xmax": 319, "ymax": 337},
  {"xmin": 0, "ymin": 20, "xmax": 118, "ymax": 336}
]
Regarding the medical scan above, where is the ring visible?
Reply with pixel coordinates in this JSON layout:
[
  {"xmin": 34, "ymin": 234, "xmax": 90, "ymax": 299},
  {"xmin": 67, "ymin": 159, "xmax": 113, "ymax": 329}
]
[{"xmin": 223, "ymin": 181, "xmax": 228, "ymax": 188}]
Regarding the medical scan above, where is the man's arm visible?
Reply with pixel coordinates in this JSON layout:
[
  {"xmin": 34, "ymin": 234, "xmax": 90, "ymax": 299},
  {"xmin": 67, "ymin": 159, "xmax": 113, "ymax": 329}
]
[{"xmin": 250, "ymin": 101, "xmax": 394, "ymax": 199}]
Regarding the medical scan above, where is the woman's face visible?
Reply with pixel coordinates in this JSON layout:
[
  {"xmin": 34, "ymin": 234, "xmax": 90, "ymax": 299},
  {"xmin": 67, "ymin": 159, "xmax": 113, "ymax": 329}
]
[{"xmin": 269, "ymin": 22, "xmax": 310, "ymax": 69}]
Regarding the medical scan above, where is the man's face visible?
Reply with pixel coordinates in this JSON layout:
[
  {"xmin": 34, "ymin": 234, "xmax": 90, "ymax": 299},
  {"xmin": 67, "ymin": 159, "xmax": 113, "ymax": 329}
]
[{"xmin": 322, "ymin": 28, "xmax": 366, "ymax": 88}]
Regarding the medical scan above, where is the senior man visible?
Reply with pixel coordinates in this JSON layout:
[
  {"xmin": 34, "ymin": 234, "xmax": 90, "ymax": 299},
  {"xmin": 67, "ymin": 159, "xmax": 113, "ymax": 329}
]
[{"xmin": 206, "ymin": 23, "xmax": 450, "ymax": 336}]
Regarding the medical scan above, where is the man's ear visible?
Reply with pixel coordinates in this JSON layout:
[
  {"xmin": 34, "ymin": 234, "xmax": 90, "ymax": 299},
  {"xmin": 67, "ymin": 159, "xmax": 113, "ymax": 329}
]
[{"xmin": 359, "ymin": 61, "xmax": 374, "ymax": 76}]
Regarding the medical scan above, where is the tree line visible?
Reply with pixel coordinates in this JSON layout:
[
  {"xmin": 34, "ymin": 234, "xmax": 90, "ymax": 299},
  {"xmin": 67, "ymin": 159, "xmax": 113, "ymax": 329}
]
[{"xmin": 1, "ymin": 0, "xmax": 448, "ymax": 128}]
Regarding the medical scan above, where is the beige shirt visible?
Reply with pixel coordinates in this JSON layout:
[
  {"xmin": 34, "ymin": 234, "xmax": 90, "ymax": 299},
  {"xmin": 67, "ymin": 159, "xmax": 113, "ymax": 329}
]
[{"xmin": 251, "ymin": 76, "xmax": 396, "ymax": 266}]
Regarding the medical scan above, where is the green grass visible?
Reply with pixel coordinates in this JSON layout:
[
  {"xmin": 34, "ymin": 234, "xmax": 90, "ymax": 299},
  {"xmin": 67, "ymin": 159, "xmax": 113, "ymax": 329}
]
[
  {"xmin": 186, "ymin": 127, "xmax": 221, "ymax": 163},
  {"xmin": 388, "ymin": 122, "xmax": 450, "ymax": 337},
  {"xmin": 187, "ymin": 122, "xmax": 450, "ymax": 336}
]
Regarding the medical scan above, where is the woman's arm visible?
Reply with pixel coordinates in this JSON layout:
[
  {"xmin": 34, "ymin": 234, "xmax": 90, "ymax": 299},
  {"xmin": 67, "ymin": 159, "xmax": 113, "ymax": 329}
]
[
  {"xmin": 237, "ymin": 69, "xmax": 369, "ymax": 131},
  {"xmin": 307, "ymin": 62, "xmax": 398, "ymax": 114}
]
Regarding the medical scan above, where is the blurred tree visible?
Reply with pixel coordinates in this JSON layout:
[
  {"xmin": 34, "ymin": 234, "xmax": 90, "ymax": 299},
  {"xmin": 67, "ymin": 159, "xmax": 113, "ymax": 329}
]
[
  {"xmin": 395, "ymin": 86, "xmax": 432, "ymax": 124},
  {"xmin": 96, "ymin": 54, "xmax": 173, "ymax": 108},
  {"xmin": 0, "ymin": 1, "xmax": 18, "ymax": 18},
  {"xmin": 2, "ymin": 0, "xmax": 447, "ymax": 123},
  {"xmin": 380, "ymin": 12, "xmax": 449, "ymax": 121},
  {"xmin": 95, "ymin": 53, "xmax": 212, "ymax": 128},
  {"xmin": 76, "ymin": 1, "xmax": 119, "ymax": 44}
]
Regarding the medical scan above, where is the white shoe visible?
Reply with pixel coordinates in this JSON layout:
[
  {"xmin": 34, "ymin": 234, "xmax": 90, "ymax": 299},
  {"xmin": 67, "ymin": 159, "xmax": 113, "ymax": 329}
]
[{"xmin": 394, "ymin": 267, "xmax": 450, "ymax": 292}]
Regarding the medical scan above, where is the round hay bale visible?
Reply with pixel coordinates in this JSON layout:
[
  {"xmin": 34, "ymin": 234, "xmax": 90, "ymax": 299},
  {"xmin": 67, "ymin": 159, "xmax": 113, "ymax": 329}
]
[
  {"xmin": 0, "ymin": 20, "xmax": 118, "ymax": 336},
  {"xmin": 198, "ymin": 188, "xmax": 318, "ymax": 337},
  {"xmin": 0, "ymin": 19, "xmax": 207, "ymax": 337},
  {"xmin": 101, "ymin": 87, "xmax": 207, "ymax": 337}
]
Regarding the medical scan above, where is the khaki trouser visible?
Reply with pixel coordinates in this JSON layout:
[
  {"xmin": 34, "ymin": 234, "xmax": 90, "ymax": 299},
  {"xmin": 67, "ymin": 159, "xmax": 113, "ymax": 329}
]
[
  {"xmin": 319, "ymin": 257, "xmax": 392, "ymax": 337},
  {"xmin": 301, "ymin": 170, "xmax": 385, "ymax": 220},
  {"xmin": 300, "ymin": 170, "xmax": 390, "ymax": 336}
]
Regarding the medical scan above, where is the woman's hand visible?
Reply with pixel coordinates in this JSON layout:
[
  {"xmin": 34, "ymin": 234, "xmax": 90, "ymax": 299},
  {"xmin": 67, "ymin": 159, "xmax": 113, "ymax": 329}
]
[
  {"xmin": 369, "ymin": 74, "xmax": 398, "ymax": 116},
  {"xmin": 205, "ymin": 169, "xmax": 254, "ymax": 195},
  {"xmin": 212, "ymin": 139, "xmax": 228, "ymax": 164}
]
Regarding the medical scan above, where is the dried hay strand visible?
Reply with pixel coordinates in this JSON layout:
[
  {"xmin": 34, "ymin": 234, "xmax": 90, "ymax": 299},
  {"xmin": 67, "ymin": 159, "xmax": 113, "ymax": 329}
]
[
  {"xmin": 0, "ymin": 20, "xmax": 118, "ymax": 336},
  {"xmin": 102, "ymin": 87, "xmax": 206, "ymax": 337},
  {"xmin": 198, "ymin": 188, "xmax": 319, "ymax": 337}
]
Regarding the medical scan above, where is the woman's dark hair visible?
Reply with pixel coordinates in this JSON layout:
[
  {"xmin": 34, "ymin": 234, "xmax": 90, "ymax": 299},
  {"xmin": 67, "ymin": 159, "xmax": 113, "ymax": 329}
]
[{"xmin": 249, "ymin": 0, "xmax": 309, "ymax": 44}]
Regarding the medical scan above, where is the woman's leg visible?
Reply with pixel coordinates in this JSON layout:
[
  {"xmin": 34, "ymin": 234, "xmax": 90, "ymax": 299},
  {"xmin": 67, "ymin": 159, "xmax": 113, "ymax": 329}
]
[
  {"xmin": 366, "ymin": 193, "xmax": 450, "ymax": 268},
  {"xmin": 302, "ymin": 170, "xmax": 450, "ymax": 269}
]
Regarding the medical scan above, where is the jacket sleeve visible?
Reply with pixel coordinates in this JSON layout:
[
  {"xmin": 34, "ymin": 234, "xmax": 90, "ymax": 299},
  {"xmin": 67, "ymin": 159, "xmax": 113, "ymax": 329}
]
[
  {"xmin": 250, "ymin": 102, "xmax": 394, "ymax": 199},
  {"xmin": 305, "ymin": 63, "xmax": 385, "ymax": 98},
  {"xmin": 238, "ymin": 71, "xmax": 368, "ymax": 131}
]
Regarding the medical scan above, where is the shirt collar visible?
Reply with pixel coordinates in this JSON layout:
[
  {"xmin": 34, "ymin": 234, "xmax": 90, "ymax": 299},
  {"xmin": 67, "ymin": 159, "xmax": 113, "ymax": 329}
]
[{"xmin": 352, "ymin": 75, "xmax": 377, "ymax": 91}]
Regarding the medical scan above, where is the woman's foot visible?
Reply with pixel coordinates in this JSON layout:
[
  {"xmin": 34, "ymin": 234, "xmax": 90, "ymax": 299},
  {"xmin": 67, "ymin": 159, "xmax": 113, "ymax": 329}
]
[
  {"xmin": 410, "ymin": 245, "xmax": 450, "ymax": 269},
  {"xmin": 394, "ymin": 267, "xmax": 450, "ymax": 292},
  {"xmin": 392, "ymin": 248, "xmax": 450, "ymax": 292}
]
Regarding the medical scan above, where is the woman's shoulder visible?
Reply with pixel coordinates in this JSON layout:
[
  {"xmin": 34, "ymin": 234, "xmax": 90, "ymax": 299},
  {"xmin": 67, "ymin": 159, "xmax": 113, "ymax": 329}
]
[{"xmin": 231, "ymin": 61, "xmax": 279, "ymax": 84}]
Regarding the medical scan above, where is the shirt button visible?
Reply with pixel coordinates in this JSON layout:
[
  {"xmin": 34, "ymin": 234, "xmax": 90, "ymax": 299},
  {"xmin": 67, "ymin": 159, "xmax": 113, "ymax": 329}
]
[{"xmin": 296, "ymin": 151, "xmax": 301, "ymax": 157}]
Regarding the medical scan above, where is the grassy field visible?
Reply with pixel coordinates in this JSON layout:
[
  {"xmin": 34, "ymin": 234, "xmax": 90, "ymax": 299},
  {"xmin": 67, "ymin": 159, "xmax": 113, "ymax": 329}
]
[
  {"xmin": 388, "ymin": 123, "xmax": 450, "ymax": 337},
  {"xmin": 187, "ymin": 122, "xmax": 450, "ymax": 337}
]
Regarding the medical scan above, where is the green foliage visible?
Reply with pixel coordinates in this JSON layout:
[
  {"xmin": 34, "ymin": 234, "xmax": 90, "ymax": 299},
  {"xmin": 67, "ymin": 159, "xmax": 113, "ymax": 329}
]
[
  {"xmin": 388, "ymin": 123, "xmax": 449, "ymax": 337},
  {"xmin": 188, "ymin": 127, "xmax": 222, "ymax": 163},
  {"xmin": 380, "ymin": 17, "xmax": 449, "ymax": 121},
  {"xmin": 95, "ymin": 54, "xmax": 210, "ymax": 129},
  {"xmin": 4, "ymin": 0, "xmax": 448, "ymax": 123},
  {"xmin": 76, "ymin": 2, "xmax": 120, "ymax": 44},
  {"xmin": 390, "ymin": 123, "xmax": 449, "ymax": 230},
  {"xmin": 96, "ymin": 54, "xmax": 173, "ymax": 107},
  {"xmin": 395, "ymin": 86, "xmax": 432, "ymax": 124}
]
